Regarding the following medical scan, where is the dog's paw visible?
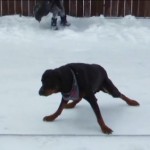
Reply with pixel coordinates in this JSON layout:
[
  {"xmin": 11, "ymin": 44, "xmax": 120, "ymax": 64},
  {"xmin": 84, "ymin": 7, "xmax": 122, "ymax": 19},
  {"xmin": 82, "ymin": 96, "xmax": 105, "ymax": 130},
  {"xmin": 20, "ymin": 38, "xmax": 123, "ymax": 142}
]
[
  {"xmin": 43, "ymin": 115, "xmax": 56, "ymax": 122},
  {"xmin": 127, "ymin": 100, "xmax": 140, "ymax": 106},
  {"xmin": 101, "ymin": 125, "xmax": 113, "ymax": 134}
]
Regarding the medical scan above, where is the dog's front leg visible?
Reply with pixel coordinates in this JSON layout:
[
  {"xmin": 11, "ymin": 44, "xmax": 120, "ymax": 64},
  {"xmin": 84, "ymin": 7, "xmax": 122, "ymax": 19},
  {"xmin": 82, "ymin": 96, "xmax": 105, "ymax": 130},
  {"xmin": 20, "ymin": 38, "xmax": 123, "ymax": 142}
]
[
  {"xmin": 65, "ymin": 98, "xmax": 82, "ymax": 109},
  {"xmin": 43, "ymin": 99, "xmax": 68, "ymax": 121},
  {"xmin": 85, "ymin": 93, "xmax": 113, "ymax": 134}
]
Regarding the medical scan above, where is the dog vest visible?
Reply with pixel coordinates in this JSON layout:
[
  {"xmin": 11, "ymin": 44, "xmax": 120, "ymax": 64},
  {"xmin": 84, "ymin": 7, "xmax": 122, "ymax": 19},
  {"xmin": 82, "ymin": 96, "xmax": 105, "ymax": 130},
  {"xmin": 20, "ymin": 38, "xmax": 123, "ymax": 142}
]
[{"xmin": 62, "ymin": 69, "xmax": 79, "ymax": 101}]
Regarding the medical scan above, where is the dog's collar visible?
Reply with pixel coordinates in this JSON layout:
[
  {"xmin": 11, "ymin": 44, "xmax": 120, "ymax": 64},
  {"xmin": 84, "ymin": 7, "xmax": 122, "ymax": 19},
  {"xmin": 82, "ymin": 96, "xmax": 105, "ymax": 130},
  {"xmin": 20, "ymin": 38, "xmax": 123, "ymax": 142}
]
[{"xmin": 62, "ymin": 69, "xmax": 79, "ymax": 101}]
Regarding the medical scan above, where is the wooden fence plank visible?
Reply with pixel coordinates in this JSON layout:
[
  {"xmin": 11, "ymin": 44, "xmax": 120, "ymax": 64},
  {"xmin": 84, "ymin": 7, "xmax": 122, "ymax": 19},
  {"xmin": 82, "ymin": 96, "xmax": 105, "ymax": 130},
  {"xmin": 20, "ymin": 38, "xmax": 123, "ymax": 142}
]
[
  {"xmin": 28, "ymin": 0, "xmax": 35, "ymax": 16},
  {"xmin": 2, "ymin": 0, "xmax": 8, "ymax": 15},
  {"xmin": 144, "ymin": 0, "xmax": 150, "ymax": 17},
  {"xmin": 95, "ymin": 0, "xmax": 102, "ymax": 16},
  {"xmin": 77, "ymin": 0, "xmax": 83, "ymax": 16},
  {"xmin": 132, "ymin": 0, "xmax": 138, "ymax": 16},
  {"xmin": 69, "ymin": 0, "xmax": 77, "ymax": 16},
  {"xmin": 138, "ymin": 0, "xmax": 144, "ymax": 17},
  {"xmin": 91, "ymin": 0, "xmax": 104, "ymax": 16},
  {"xmin": 15, "ymin": 0, "xmax": 21, "ymax": 15},
  {"xmin": 118, "ymin": 0, "xmax": 125, "ymax": 16},
  {"xmin": 9, "ymin": 0, "xmax": 15, "ymax": 15},
  {"xmin": 22, "ymin": 0, "xmax": 29, "ymax": 16},
  {"xmin": 91, "ymin": 0, "xmax": 96, "ymax": 16},
  {"xmin": 111, "ymin": 0, "xmax": 119, "ymax": 17},
  {"xmin": 125, "ymin": 0, "xmax": 132, "ymax": 16},
  {"xmin": 84, "ymin": 0, "xmax": 91, "ymax": 17},
  {"xmin": 98, "ymin": 0, "xmax": 105, "ymax": 16},
  {"xmin": 105, "ymin": 0, "xmax": 111, "ymax": 16},
  {"xmin": 0, "ymin": 0, "xmax": 2, "ymax": 16}
]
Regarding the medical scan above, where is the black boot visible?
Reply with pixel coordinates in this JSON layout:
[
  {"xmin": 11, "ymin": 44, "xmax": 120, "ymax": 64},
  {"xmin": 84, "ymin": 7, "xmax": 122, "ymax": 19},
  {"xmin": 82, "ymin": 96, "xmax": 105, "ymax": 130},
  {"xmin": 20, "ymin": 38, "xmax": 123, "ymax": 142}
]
[
  {"xmin": 51, "ymin": 18, "xmax": 58, "ymax": 30},
  {"xmin": 60, "ymin": 15, "xmax": 70, "ymax": 26}
]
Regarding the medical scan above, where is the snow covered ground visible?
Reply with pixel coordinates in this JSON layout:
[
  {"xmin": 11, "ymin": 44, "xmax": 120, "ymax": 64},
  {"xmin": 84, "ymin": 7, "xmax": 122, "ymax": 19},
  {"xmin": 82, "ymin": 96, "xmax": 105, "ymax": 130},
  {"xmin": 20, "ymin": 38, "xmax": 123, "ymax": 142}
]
[{"xmin": 0, "ymin": 14, "xmax": 150, "ymax": 149}]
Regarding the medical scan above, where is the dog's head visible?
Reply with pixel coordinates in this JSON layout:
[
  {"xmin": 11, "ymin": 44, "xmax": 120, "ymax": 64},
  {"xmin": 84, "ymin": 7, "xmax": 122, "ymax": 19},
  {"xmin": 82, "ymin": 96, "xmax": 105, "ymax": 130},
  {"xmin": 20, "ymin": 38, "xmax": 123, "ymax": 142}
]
[
  {"xmin": 39, "ymin": 70, "xmax": 60, "ymax": 96},
  {"xmin": 34, "ymin": 2, "xmax": 50, "ymax": 22}
]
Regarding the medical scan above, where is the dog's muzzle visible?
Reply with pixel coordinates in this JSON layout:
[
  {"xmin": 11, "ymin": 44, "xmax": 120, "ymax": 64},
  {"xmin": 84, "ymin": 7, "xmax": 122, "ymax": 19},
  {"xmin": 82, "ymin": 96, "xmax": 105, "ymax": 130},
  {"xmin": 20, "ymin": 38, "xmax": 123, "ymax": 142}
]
[
  {"xmin": 39, "ymin": 87, "xmax": 45, "ymax": 96},
  {"xmin": 39, "ymin": 87, "xmax": 57, "ymax": 96}
]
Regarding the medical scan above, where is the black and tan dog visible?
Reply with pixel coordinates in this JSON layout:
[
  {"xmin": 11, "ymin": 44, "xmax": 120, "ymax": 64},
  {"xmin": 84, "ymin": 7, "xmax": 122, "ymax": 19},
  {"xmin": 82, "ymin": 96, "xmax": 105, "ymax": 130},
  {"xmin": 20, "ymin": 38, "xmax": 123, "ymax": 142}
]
[{"xmin": 39, "ymin": 63, "xmax": 139, "ymax": 134}]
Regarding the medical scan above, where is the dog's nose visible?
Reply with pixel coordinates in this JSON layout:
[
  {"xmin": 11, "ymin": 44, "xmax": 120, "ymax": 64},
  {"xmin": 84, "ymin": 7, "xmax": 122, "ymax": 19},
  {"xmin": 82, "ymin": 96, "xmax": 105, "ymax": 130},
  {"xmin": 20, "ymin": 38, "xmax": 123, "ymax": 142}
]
[{"xmin": 39, "ymin": 87, "xmax": 44, "ymax": 96}]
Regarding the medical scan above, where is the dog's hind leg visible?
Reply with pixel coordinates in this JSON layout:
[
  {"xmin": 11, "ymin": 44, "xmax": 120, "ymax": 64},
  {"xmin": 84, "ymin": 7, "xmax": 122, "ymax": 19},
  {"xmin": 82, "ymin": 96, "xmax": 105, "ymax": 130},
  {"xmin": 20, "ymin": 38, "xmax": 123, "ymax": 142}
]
[
  {"xmin": 65, "ymin": 98, "xmax": 82, "ymax": 109},
  {"xmin": 103, "ymin": 78, "xmax": 140, "ymax": 106},
  {"xmin": 120, "ymin": 94, "xmax": 140, "ymax": 106},
  {"xmin": 84, "ymin": 93, "xmax": 113, "ymax": 134}
]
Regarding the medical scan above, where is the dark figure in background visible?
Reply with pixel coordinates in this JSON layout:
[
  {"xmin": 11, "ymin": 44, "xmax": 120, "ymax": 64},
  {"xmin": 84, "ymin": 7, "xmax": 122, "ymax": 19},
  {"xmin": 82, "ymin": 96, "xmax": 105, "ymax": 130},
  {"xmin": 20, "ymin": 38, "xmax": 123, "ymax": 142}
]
[{"xmin": 34, "ymin": 0, "xmax": 70, "ymax": 30}]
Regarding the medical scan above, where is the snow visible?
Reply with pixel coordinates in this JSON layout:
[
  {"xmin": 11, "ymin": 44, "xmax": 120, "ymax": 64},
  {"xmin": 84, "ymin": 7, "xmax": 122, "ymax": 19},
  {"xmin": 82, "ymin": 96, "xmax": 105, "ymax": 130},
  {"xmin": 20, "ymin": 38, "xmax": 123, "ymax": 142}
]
[{"xmin": 0, "ymin": 14, "xmax": 150, "ymax": 149}]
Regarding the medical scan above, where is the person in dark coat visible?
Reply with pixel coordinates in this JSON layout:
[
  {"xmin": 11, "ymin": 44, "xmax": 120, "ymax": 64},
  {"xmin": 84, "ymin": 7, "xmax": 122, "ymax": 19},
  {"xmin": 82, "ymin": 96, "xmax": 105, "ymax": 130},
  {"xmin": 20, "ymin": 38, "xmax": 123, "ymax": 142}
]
[{"xmin": 34, "ymin": 0, "xmax": 70, "ymax": 29}]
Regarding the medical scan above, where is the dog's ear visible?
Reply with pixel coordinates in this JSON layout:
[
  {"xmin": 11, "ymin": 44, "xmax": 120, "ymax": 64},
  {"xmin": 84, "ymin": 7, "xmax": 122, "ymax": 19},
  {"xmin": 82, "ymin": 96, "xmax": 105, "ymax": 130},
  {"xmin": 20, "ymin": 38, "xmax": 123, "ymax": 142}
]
[
  {"xmin": 42, "ymin": 69, "xmax": 61, "ymax": 82},
  {"xmin": 53, "ymin": 70, "xmax": 62, "ymax": 82}
]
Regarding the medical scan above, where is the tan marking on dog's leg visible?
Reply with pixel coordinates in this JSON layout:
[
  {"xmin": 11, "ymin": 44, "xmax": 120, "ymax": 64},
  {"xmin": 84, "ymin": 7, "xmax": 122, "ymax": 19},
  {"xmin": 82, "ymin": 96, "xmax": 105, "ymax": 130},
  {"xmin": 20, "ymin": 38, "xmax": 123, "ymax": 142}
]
[
  {"xmin": 121, "ymin": 94, "xmax": 140, "ymax": 106},
  {"xmin": 65, "ymin": 99, "xmax": 82, "ymax": 109},
  {"xmin": 43, "ymin": 100, "xmax": 68, "ymax": 121}
]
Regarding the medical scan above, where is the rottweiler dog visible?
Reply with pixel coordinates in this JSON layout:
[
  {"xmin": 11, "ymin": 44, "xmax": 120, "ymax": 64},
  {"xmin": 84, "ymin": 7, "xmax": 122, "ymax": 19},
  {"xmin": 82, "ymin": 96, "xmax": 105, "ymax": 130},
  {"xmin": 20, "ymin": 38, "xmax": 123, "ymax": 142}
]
[{"xmin": 39, "ymin": 63, "xmax": 139, "ymax": 134}]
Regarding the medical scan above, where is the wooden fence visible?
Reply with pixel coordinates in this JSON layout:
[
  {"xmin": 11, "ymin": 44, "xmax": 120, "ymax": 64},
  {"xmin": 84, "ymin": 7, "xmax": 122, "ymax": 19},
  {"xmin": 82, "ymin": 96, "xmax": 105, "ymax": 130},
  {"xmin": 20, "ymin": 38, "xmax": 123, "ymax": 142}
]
[{"xmin": 0, "ymin": 0, "xmax": 150, "ymax": 17}]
